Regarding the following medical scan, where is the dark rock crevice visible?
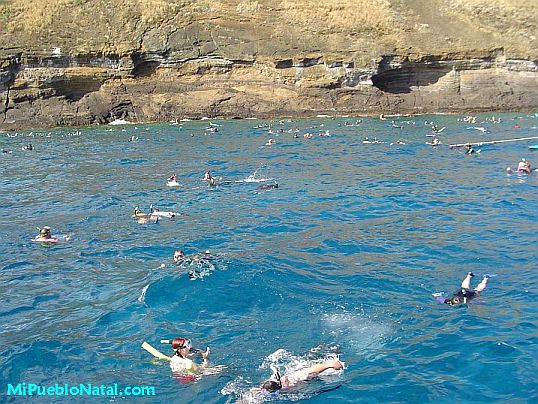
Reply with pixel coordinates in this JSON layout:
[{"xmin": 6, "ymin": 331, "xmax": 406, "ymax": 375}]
[
  {"xmin": 371, "ymin": 66, "xmax": 451, "ymax": 94},
  {"xmin": 49, "ymin": 77, "xmax": 104, "ymax": 102}
]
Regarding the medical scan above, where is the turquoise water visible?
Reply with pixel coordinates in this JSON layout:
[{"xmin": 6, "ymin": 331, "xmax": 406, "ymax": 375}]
[{"xmin": 1, "ymin": 114, "xmax": 537, "ymax": 403}]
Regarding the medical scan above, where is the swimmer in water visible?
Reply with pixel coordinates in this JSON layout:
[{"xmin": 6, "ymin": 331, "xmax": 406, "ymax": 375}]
[
  {"xmin": 258, "ymin": 182, "xmax": 279, "ymax": 190},
  {"xmin": 168, "ymin": 174, "xmax": 177, "ymax": 182},
  {"xmin": 173, "ymin": 250, "xmax": 219, "ymax": 279},
  {"xmin": 465, "ymin": 144, "xmax": 477, "ymax": 155},
  {"xmin": 444, "ymin": 272, "xmax": 489, "ymax": 305},
  {"xmin": 203, "ymin": 170, "xmax": 213, "ymax": 181},
  {"xmin": 260, "ymin": 359, "xmax": 344, "ymax": 393},
  {"xmin": 132, "ymin": 207, "xmax": 158, "ymax": 224},
  {"xmin": 167, "ymin": 337, "xmax": 210, "ymax": 373},
  {"xmin": 517, "ymin": 159, "xmax": 531, "ymax": 174},
  {"xmin": 132, "ymin": 207, "xmax": 145, "ymax": 217},
  {"xmin": 32, "ymin": 226, "xmax": 69, "ymax": 243},
  {"xmin": 174, "ymin": 249, "xmax": 216, "ymax": 264},
  {"xmin": 173, "ymin": 249, "xmax": 186, "ymax": 263},
  {"xmin": 33, "ymin": 226, "xmax": 56, "ymax": 242},
  {"xmin": 149, "ymin": 206, "xmax": 176, "ymax": 218}
]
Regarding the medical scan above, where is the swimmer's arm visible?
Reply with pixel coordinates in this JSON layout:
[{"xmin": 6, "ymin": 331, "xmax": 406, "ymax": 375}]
[
  {"xmin": 193, "ymin": 347, "xmax": 210, "ymax": 371},
  {"xmin": 306, "ymin": 360, "xmax": 343, "ymax": 377}
]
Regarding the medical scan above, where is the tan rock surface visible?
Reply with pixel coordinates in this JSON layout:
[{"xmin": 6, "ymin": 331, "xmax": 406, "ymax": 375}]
[{"xmin": 0, "ymin": 0, "xmax": 536, "ymax": 128}]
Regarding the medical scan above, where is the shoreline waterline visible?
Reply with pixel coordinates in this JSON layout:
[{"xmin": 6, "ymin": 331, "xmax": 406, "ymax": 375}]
[{"xmin": 2, "ymin": 107, "xmax": 537, "ymax": 132}]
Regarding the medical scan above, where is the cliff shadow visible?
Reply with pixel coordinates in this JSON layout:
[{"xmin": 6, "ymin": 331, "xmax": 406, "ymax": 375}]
[
  {"xmin": 372, "ymin": 66, "xmax": 451, "ymax": 94},
  {"xmin": 50, "ymin": 77, "xmax": 103, "ymax": 102}
]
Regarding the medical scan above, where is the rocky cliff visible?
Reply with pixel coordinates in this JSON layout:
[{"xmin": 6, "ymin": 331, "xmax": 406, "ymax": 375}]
[{"xmin": 0, "ymin": 0, "xmax": 537, "ymax": 129}]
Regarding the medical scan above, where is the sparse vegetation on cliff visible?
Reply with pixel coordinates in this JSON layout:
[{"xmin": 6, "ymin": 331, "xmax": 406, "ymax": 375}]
[
  {"xmin": 0, "ymin": 0, "xmax": 536, "ymax": 129},
  {"xmin": 0, "ymin": 0, "xmax": 536, "ymax": 56}
]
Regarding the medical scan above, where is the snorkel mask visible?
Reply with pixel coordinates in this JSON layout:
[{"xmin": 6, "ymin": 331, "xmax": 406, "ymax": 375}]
[
  {"xmin": 171, "ymin": 337, "xmax": 191, "ymax": 350},
  {"xmin": 161, "ymin": 337, "xmax": 201, "ymax": 354},
  {"xmin": 261, "ymin": 364, "xmax": 283, "ymax": 392},
  {"xmin": 39, "ymin": 227, "xmax": 51, "ymax": 237}
]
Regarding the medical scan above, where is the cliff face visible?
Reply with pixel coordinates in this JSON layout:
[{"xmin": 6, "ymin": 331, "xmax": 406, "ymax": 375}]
[{"xmin": 0, "ymin": 0, "xmax": 537, "ymax": 128}]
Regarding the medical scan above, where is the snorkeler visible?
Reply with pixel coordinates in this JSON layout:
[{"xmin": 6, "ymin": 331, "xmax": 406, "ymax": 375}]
[
  {"xmin": 260, "ymin": 359, "xmax": 344, "ymax": 393},
  {"xmin": 174, "ymin": 250, "xmax": 215, "ymax": 263},
  {"xmin": 149, "ymin": 205, "xmax": 176, "ymax": 218},
  {"xmin": 132, "ymin": 207, "xmax": 145, "ymax": 217},
  {"xmin": 33, "ymin": 226, "xmax": 55, "ymax": 242},
  {"xmin": 465, "ymin": 144, "xmax": 477, "ymax": 155},
  {"xmin": 165, "ymin": 337, "xmax": 210, "ymax": 373},
  {"xmin": 32, "ymin": 226, "xmax": 70, "ymax": 243},
  {"xmin": 203, "ymin": 170, "xmax": 213, "ymax": 181},
  {"xmin": 258, "ymin": 182, "xmax": 279, "ymax": 190},
  {"xmin": 173, "ymin": 250, "xmax": 186, "ymax": 263},
  {"xmin": 167, "ymin": 174, "xmax": 180, "ymax": 187},
  {"xmin": 444, "ymin": 272, "xmax": 489, "ymax": 305},
  {"xmin": 173, "ymin": 250, "xmax": 219, "ymax": 280},
  {"xmin": 132, "ymin": 207, "xmax": 159, "ymax": 224},
  {"xmin": 507, "ymin": 158, "xmax": 533, "ymax": 174},
  {"xmin": 202, "ymin": 170, "xmax": 217, "ymax": 186},
  {"xmin": 517, "ymin": 159, "xmax": 532, "ymax": 174}
]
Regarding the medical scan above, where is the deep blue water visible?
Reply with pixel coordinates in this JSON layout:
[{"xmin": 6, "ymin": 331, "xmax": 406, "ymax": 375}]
[{"xmin": 1, "ymin": 114, "xmax": 537, "ymax": 403}]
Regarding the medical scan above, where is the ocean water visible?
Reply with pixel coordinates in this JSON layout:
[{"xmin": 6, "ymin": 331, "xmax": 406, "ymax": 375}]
[{"xmin": 1, "ymin": 114, "xmax": 537, "ymax": 403}]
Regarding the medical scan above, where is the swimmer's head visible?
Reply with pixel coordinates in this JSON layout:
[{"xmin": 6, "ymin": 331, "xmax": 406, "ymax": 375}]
[
  {"xmin": 172, "ymin": 338, "xmax": 192, "ymax": 357},
  {"xmin": 171, "ymin": 337, "xmax": 191, "ymax": 350},
  {"xmin": 446, "ymin": 296, "xmax": 462, "ymax": 305},
  {"xmin": 134, "ymin": 207, "xmax": 141, "ymax": 214},
  {"xmin": 173, "ymin": 250, "xmax": 185, "ymax": 262},
  {"xmin": 39, "ymin": 226, "xmax": 51, "ymax": 237},
  {"xmin": 261, "ymin": 380, "xmax": 282, "ymax": 393}
]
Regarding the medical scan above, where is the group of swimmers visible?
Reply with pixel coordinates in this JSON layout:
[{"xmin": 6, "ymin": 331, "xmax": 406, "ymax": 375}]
[
  {"xmin": 160, "ymin": 336, "xmax": 344, "ymax": 394},
  {"xmin": 150, "ymin": 270, "xmax": 491, "ymax": 395},
  {"xmin": 28, "ymin": 115, "xmax": 514, "ymax": 399}
]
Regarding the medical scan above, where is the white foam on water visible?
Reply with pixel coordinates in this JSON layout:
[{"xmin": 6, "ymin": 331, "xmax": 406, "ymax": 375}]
[
  {"xmin": 236, "ymin": 165, "xmax": 274, "ymax": 183},
  {"xmin": 137, "ymin": 284, "xmax": 149, "ymax": 303},
  {"xmin": 222, "ymin": 347, "xmax": 344, "ymax": 402},
  {"xmin": 321, "ymin": 312, "xmax": 392, "ymax": 355}
]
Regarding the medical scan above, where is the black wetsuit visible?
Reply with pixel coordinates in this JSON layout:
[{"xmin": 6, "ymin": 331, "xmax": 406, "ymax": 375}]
[
  {"xmin": 258, "ymin": 183, "xmax": 278, "ymax": 190},
  {"xmin": 444, "ymin": 289, "xmax": 478, "ymax": 305}
]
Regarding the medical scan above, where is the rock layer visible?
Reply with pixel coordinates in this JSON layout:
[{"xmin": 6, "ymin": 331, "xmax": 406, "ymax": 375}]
[{"xmin": 0, "ymin": 0, "xmax": 537, "ymax": 129}]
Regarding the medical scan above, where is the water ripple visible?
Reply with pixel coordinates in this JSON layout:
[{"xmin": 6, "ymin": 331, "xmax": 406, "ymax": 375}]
[{"xmin": 0, "ymin": 114, "xmax": 537, "ymax": 402}]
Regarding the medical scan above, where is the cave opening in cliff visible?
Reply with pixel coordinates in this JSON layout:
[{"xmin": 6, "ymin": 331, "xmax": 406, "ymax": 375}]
[{"xmin": 371, "ymin": 67, "xmax": 451, "ymax": 94}]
